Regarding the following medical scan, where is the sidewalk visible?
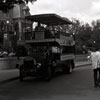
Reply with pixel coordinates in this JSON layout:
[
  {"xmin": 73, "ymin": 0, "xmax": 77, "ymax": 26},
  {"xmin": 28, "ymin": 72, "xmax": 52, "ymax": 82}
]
[
  {"xmin": 75, "ymin": 60, "xmax": 91, "ymax": 67},
  {"xmin": 0, "ymin": 69, "xmax": 19, "ymax": 83},
  {"xmin": 0, "ymin": 61, "xmax": 91, "ymax": 83}
]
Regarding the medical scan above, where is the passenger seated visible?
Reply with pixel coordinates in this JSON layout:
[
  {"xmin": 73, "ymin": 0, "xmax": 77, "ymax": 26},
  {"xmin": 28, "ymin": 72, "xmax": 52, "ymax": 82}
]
[
  {"xmin": 45, "ymin": 26, "xmax": 54, "ymax": 38},
  {"xmin": 35, "ymin": 23, "xmax": 45, "ymax": 32},
  {"xmin": 34, "ymin": 23, "xmax": 45, "ymax": 39}
]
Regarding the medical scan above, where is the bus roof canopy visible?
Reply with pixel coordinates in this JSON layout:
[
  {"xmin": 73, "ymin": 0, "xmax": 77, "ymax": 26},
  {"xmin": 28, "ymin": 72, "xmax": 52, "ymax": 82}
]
[{"xmin": 25, "ymin": 13, "xmax": 72, "ymax": 25}]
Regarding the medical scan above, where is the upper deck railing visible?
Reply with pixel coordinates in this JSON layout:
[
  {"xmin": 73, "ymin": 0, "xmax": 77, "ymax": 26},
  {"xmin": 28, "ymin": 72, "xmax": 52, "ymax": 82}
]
[
  {"xmin": 24, "ymin": 30, "xmax": 72, "ymax": 41},
  {"xmin": 24, "ymin": 14, "xmax": 72, "ymax": 41}
]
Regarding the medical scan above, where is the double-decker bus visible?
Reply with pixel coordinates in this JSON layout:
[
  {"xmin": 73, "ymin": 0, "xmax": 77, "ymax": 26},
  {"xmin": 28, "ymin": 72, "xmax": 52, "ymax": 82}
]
[{"xmin": 16, "ymin": 13, "xmax": 75, "ymax": 81}]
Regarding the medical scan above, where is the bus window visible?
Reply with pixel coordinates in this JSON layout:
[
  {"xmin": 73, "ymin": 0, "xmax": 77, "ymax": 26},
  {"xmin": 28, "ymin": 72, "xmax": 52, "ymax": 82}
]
[
  {"xmin": 52, "ymin": 46, "xmax": 60, "ymax": 60},
  {"xmin": 61, "ymin": 46, "xmax": 74, "ymax": 54},
  {"xmin": 52, "ymin": 47, "xmax": 60, "ymax": 53}
]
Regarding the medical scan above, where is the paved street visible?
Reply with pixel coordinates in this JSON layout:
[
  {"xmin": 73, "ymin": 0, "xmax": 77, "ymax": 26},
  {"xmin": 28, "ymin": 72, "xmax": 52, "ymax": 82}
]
[{"xmin": 0, "ymin": 64, "xmax": 100, "ymax": 100}]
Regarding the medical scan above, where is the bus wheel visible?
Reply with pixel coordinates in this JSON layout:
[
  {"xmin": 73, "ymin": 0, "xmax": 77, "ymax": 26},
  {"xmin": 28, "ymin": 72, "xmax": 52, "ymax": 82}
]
[
  {"xmin": 45, "ymin": 66, "xmax": 52, "ymax": 81},
  {"xmin": 67, "ymin": 63, "xmax": 73, "ymax": 74},
  {"xmin": 19, "ymin": 66, "xmax": 24, "ymax": 81},
  {"xmin": 62, "ymin": 64, "xmax": 67, "ymax": 74}
]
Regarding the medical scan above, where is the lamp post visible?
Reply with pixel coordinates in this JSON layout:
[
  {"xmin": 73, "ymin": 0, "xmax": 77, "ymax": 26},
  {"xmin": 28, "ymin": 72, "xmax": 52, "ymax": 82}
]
[
  {"xmin": 6, "ymin": 20, "xmax": 9, "ymax": 33},
  {"xmin": 93, "ymin": 41, "xmax": 96, "ymax": 44},
  {"xmin": 6, "ymin": 20, "xmax": 10, "ymax": 40},
  {"xmin": 6, "ymin": 20, "xmax": 9, "ymax": 24},
  {"xmin": 6, "ymin": 20, "xmax": 12, "ymax": 52}
]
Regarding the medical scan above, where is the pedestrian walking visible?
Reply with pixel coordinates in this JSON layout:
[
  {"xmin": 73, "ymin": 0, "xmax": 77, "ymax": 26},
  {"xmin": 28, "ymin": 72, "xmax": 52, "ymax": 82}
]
[{"xmin": 88, "ymin": 48, "xmax": 100, "ymax": 88}]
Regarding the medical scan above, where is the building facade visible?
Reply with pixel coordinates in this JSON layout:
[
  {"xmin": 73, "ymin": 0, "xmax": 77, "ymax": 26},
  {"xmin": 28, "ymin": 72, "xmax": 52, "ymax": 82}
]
[
  {"xmin": 0, "ymin": 10, "xmax": 14, "ymax": 51},
  {"xmin": 0, "ymin": 3, "xmax": 31, "ymax": 52}
]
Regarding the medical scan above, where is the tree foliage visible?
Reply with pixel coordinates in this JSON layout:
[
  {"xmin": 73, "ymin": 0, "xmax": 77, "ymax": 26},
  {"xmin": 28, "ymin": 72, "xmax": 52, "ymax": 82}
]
[
  {"xmin": 0, "ymin": 0, "xmax": 37, "ymax": 13},
  {"xmin": 69, "ymin": 19, "xmax": 100, "ymax": 54}
]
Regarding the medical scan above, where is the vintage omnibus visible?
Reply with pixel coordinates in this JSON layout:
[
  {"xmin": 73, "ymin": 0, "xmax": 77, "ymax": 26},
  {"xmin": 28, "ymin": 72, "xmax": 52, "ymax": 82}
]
[{"xmin": 16, "ymin": 13, "xmax": 75, "ymax": 81}]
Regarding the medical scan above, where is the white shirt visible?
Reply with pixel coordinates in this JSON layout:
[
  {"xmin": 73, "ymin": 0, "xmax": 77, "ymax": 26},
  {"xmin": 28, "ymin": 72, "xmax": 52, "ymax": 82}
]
[{"xmin": 90, "ymin": 51, "xmax": 100, "ymax": 69}]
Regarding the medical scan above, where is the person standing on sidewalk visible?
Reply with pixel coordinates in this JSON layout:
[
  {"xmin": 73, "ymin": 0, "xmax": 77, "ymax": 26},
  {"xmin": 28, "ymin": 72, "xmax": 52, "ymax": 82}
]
[{"xmin": 88, "ymin": 48, "xmax": 100, "ymax": 88}]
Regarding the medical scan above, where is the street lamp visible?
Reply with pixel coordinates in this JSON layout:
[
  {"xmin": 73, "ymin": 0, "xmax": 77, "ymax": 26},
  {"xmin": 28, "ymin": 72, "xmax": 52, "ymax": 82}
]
[
  {"xmin": 93, "ymin": 41, "xmax": 96, "ymax": 44},
  {"xmin": 6, "ymin": 20, "xmax": 10, "ymax": 33},
  {"xmin": 6, "ymin": 20, "xmax": 9, "ymax": 24}
]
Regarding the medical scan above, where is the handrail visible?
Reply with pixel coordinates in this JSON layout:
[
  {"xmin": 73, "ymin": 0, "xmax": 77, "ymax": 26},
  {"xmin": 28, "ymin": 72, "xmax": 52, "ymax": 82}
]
[{"xmin": 24, "ymin": 30, "xmax": 71, "ymax": 40}]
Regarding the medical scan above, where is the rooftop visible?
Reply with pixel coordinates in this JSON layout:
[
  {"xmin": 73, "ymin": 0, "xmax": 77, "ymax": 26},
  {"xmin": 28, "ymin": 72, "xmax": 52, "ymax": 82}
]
[{"xmin": 25, "ymin": 13, "xmax": 72, "ymax": 25}]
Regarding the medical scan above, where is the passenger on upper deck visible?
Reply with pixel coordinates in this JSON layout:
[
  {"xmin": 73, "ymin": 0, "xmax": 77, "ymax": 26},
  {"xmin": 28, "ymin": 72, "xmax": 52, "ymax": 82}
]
[
  {"xmin": 34, "ymin": 22, "xmax": 45, "ymax": 39},
  {"xmin": 35, "ymin": 22, "xmax": 45, "ymax": 32},
  {"xmin": 45, "ymin": 25, "xmax": 54, "ymax": 38}
]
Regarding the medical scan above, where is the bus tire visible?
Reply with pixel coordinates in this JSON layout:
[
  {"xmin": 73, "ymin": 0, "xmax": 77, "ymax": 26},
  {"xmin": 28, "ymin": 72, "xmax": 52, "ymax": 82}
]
[
  {"xmin": 19, "ymin": 66, "xmax": 24, "ymax": 81},
  {"xmin": 45, "ymin": 66, "xmax": 52, "ymax": 81},
  {"xmin": 67, "ymin": 62, "xmax": 73, "ymax": 74}
]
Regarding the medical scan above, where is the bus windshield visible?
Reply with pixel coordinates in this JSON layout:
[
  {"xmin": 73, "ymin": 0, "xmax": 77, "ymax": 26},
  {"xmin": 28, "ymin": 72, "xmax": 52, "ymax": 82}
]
[{"xmin": 27, "ymin": 46, "xmax": 50, "ymax": 61}]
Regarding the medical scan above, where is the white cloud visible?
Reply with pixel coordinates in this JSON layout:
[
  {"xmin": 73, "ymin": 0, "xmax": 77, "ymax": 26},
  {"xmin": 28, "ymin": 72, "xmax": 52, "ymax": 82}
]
[
  {"xmin": 91, "ymin": 1, "xmax": 100, "ymax": 16},
  {"xmin": 29, "ymin": 1, "xmax": 65, "ymax": 15},
  {"xmin": 28, "ymin": 0, "xmax": 100, "ymax": 24}
]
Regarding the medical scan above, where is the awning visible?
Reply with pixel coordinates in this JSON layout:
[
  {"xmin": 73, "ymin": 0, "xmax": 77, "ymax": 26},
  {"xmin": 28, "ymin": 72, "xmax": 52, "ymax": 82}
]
[{"xmin": 25, "ymin": 13, "xmax": 72, "ymax": 25}]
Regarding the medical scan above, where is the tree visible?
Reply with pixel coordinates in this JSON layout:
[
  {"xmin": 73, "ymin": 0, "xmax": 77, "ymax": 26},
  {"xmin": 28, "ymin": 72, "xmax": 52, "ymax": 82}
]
[
  {"xmin": 0, "ymin": 0, "xmax": 37, "ymax": 13},
  {"xmin": 91, "ymin": 20, "xmax": 100, "ymax": 48},
  {"xmin": 70, "ymin": 19, "xmax": 100, "ymax": 54},
  {"xmin": 67, "ymin": 18, "xmax": 93, "ymax": 54}
]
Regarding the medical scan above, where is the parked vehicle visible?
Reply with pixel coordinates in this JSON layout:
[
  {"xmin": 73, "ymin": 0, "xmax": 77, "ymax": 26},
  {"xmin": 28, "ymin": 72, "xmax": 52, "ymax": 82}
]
[{"xmin": 16, "ymin": 13, "xmax": 75, "ymax": 81}]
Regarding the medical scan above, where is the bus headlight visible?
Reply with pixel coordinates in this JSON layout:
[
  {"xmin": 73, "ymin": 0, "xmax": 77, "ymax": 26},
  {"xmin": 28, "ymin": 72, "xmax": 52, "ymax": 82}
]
[{"xmin": 37, "ymin": 63, "xmax": 41, "ymax": 68}]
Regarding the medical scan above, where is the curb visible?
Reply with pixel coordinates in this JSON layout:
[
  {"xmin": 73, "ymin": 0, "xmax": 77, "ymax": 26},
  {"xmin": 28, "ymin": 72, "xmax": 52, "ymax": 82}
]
[
  {"xmin": 75, "ymin": 63, "xmax": 91, "ymax": 67},
  {"xmin": 0, "ymin": 77, "xmax": 19, "ymax": 85}
]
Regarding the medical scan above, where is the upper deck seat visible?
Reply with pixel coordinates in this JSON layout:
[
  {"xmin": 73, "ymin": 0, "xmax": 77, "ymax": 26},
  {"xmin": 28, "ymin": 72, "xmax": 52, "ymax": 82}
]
[{"xmin": 44, "ymin": 29, "xmax": 52, "ymax": 38}]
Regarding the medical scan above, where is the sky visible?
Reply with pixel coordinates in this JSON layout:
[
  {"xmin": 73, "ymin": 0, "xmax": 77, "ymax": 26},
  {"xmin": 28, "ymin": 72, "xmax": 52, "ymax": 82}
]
[{"xmin": 28, "ymin": 0, "xmax": 100, "ymax": 24}]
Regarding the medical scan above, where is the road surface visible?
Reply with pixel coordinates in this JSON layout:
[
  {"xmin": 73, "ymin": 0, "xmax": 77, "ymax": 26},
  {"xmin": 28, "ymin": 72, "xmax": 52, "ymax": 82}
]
[{"xmin": 0, "ymin": 65, "xmax": 100, "ymax": 100}]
